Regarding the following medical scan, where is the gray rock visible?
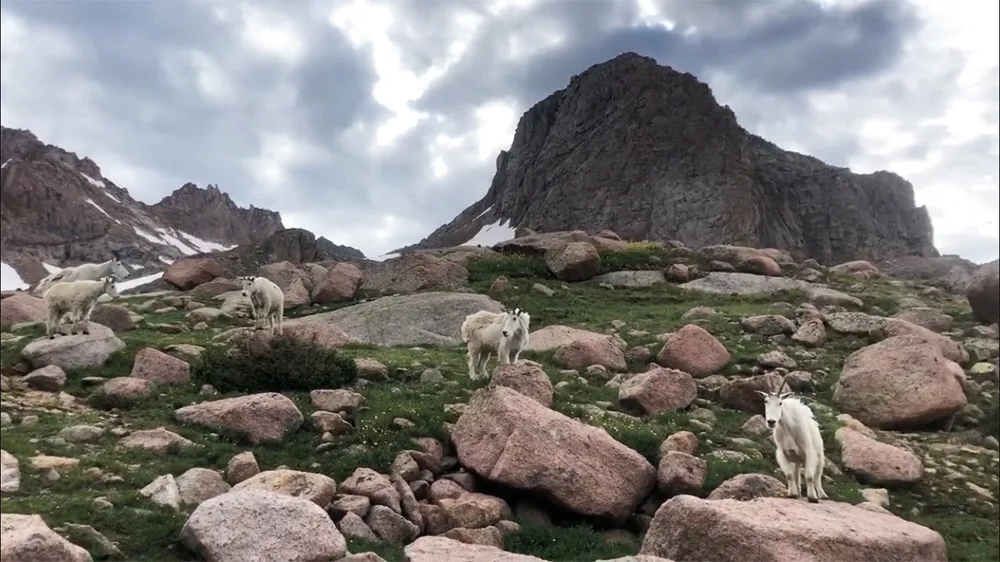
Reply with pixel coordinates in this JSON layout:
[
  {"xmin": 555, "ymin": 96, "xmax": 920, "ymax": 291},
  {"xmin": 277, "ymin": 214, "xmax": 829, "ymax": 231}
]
[
  {"xmin": 680, "ymin": 272, "xmax": 813, "ymax": 295},
  {"xmin": 591, "ymin": 270, "xmax": 666, "ymax": 288},
  {"xmin": 290, "ymin": 291, "xmax": 505, "ymax": 346}
]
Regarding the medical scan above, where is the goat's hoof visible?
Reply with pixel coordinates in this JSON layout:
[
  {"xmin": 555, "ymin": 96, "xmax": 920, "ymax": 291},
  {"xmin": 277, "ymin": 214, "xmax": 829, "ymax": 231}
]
[
  {"xmin": 807, "ymin": 497, "xmax": 819, "ymax": 504},
  {"xmin": 82, "ymin": 330, "xmax": 90, "ymax": 335},
  {"xmin": 48, "ymin": 335, "xmax": 55, "ymax": 340}
]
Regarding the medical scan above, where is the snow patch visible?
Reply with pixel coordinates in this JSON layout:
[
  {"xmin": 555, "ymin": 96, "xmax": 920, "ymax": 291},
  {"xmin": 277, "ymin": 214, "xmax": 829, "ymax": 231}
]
[
  {"xmin": 129, "ymin": 263, "xmax": 145, "ymax": 270},
  {"xmin": 134, "ymin": 228, "xmax": 164, "ymax": 245},
  {"xmin": 1, "ymin": 159, "xmax": 11, "ymax": 169},
  {"xmin": 473, "ymin": 205, "xmax": 493, "ymax": 220},
  {"xmin": 84, "ymin": 198, "xmax": 120, "ymax": 223},
  {"xmin": 80, "ymin": 172, "xmax": 106, "ymax": 189},
  {"xmin": 174, "ymin": 229, "xmax": 236, "ymax": 253},
  {"xmin": 158, "ymin": 256, "xmax": 174, "ymax": 265},
  {"xmin": 118, "ymin": 272, "xmax": 164, "ymax": 291},
  {"xmin": 371, "ymin": 252, "xmax": 401, "ymax": 262},
  {"xmin": 102, "ymin": 190, "xmax": 121, "ymax": 203},
  {"xmin": 154, "ymin": 227, "xmax": 200, "ymax": 255},
  {"xmin": 134, "ymin": 226, "xmax": 234, "ymax": 256},
  {"xmin": 461, "ymin": 219, "xmax": 517, "ymax": 247},
  {"xmin": 43, "ymin": 263, "xmax": 62, "ymax": 274},
  {"xmin": 1, "ymin": 262, "xmax": 29, "ymax": 291}
]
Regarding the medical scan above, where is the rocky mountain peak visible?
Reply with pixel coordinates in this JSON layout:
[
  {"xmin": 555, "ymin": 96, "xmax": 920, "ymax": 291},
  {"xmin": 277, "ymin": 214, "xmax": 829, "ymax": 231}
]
[
  {"xmin": 147, "ymin": 182, "xmax": 283, "ymax": 247},
  {"xmin": 401, "ymin": 52, "xmax": 938, "ymax": 265}
]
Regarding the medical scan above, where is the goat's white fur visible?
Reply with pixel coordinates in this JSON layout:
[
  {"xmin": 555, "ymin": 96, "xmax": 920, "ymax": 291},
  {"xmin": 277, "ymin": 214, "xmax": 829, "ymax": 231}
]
[
  {"xmin": 238, "ymin": 275, "xmax": 285, "ymax": 336},
  {"xmin": 43, "ymin": 277, "xmax": 120, "ymax": 339},
  {"xmin": 460, "ymin": 307, "xmax": 530, "ymax": 380},
  {"xmin": 35, "ymin": 257, "xmax": 129, "ymax": 295},
  {"xmin": 757, "ymin": 376, "xmax": 828, "ymax": 503}
]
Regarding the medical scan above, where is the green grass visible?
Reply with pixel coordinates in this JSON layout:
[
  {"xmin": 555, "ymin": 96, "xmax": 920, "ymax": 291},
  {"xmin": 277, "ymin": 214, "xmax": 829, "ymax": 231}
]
[{"xmin": 2, "ymin": 250, "xmax": 998, "ymax": 561}]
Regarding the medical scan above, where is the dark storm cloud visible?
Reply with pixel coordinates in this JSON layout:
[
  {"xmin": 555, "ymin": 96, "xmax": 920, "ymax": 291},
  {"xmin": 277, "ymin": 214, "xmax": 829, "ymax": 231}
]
[
  {"xmin": 1, "ymin": 0, "xmax": 379, "ymax": 204},
  {"xmin": 417, "ymin": 0, "xmax": 917, "ymax": 115},
  {"xmin": 4, "ymin": 0, "xmax": 989, "ymax": 260}
]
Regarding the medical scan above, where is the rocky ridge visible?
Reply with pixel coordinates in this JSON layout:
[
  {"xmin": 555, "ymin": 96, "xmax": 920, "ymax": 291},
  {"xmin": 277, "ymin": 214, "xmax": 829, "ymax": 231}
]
[
  {"xmin": 0, "ymin": 229, "xmax": 997, "ymax": 561},
  {"xmin": 400, "ymin": 52, "xmax": 938, "ymax": 266},
  {"xmin": 0, "ymin": 126, "xmax": 288, "ymax": 282}
]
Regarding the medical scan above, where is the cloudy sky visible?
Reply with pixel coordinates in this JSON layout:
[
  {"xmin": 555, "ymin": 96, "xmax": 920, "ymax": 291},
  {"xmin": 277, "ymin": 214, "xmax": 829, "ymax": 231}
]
[{"xmin": 1, "ymin": 0, "xmax": 997, "ymax": 263}]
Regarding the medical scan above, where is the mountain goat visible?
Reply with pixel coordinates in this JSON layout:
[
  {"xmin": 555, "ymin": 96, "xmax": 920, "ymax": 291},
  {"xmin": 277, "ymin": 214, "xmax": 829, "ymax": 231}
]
[
  {"xmin": 43, "ymin": 277, "xmax": 120, "ymax": 339},
  {"xmin": 34, "ymin": 255, "xmax": 129, "ymax": 295},
  {"xmin": 238, "ymin": 275, "xmax": 285, "ymax": 336},
  {"xmin": 460, "ymin": 307, "xmax": 531, "ymax": 380},
  {"xmin": 756, "ymin": 374, "xmax": 828, "ymax": 503}
]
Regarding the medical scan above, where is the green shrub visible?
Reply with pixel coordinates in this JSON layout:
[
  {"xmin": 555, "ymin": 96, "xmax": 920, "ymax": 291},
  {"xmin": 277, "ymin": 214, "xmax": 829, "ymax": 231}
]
[
  {"xmin": 597, "ymin": 242, "xmax": 687, "ymax": 273},
  {"xmin": 193, "ymin": 335, "xmax": 358, "ymax": 393},
  {"xmin": 467, "ymin": 253, "xmax": 551, "ymax": 282}
]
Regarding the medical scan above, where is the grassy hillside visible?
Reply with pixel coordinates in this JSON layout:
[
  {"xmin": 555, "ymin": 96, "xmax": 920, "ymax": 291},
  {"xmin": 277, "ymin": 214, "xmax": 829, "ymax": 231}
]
[{"xmin": 1, "ymin": 246, "xmax": 997, "ymax": 561}]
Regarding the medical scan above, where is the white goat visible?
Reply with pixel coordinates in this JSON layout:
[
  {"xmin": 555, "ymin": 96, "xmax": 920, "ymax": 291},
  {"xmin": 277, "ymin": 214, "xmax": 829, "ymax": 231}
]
[
  {"xmin": 238, "ymin": 275, "xmax": 285, "ymax": 336},
  {"xmin": 43, "ymin": 277, "xmax": 120, "ymax": 339},
  {"xmin": 460, "ymin": 307, "xmax": 531, "ymax": 380},
  {"xmin": 757, "ymin": 375, "xmax": 828, "ymax": 503},
  {"xmin": 35, "ymin": 256, "xmax": 129, "ymax": 295}
]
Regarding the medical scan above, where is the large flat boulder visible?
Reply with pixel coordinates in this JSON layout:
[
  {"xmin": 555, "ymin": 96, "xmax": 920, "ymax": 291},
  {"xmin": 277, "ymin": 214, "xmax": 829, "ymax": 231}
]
[
  {"xmin": 20, "ymin": 324, "xmax": 126, "ymax": 371},
  {"xmin": 640, "ymin": 495, "xmax": 946, "ymax": 562},
  {"xmin": 452, "ymin": 386, "xmax": 655, "ymax": 524},
  {"xmin": 678, "ymin": 272, "xmax": 813, "ymax": 295},
  {"xmin": 290, "ymin": 291, "xmax": 504, "ymax": 347}
]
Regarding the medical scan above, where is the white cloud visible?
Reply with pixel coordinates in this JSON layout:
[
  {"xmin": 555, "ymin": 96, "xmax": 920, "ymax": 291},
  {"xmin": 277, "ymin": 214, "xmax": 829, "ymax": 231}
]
[{"xmin": 1, "ymin": 0, "xmax": 996, "ymax": 264}]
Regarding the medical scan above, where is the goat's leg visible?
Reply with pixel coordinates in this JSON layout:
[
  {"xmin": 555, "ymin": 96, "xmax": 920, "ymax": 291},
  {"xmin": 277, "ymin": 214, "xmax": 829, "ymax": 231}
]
[
  {"xmin": 497, "ymin": 339, "xmax": 512, "ymax": 366},
  {"xmin": 68, "ymin": 308, "xmax": 81, "ymax": 335},
  {"xmin": 814, "ymin": 458, "xmax": 829, "ymax": 500},
  {"xmin": 80, "ymin": 303, "xmax": 95, "ymax": 335},
  {"xmin": 276, "ymin": 306, "xmax": 284, "ymax": 336},
  {"xmin": 804, "ymin": 453, "xmax": 821, "ymax": 503},
  {"xmin": 467, "ymin": 344, "xmax": 481, "ymax": 379},
  {"xmin": 477, "ymin": 351, "xmax": 491, "ymax": 379},
  {"xmin": 775, "ymin": 448, "xmax": 799, "ymax": 498},
  {"xmin": 791, "ymin": 461, "xmax": 803, "ymax": 499},
  {"xmin": 46, "ymin": 308, "xmax": 61, "ymax": 339}
]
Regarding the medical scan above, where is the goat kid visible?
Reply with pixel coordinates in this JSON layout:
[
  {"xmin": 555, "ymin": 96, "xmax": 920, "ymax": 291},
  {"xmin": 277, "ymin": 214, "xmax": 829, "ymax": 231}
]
[
  {"xmin": 756, "ymin": 375, "xmax": 828, "ymax": 503},
  {"xmin": 43, "ymin": 277, "xmax": 120, "ymax": 339}
]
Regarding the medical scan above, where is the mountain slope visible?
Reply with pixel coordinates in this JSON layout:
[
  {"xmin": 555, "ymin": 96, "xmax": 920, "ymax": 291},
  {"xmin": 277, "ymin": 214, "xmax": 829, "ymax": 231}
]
[
  {"xmin": 399, "ymin": 52, "xmax": 939, "ymax": 265},
  {"xmin": 1, "ymin": 125, "xmax": 310, "ymax": 284},
  {"xmin": 146, "ymin": 182, "xmax": 282, "ymax": 247}
]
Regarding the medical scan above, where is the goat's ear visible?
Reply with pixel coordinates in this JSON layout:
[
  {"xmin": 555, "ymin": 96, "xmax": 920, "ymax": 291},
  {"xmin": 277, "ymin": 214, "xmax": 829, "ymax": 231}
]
[
  {"xmin": 754, "ymin": 390, "xmax": 769, "ymax": 398},
  {"xmin": 779, "ymin": 392, "xmax": 793, "ymax": 400}
]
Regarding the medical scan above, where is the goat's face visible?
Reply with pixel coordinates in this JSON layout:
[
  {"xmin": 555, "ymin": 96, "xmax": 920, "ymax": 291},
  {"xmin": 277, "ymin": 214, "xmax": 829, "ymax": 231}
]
[
  {"xmin": 756, "ymin": 390, "xmax": 793, "ymax": 429},
  {"xmin": 239, "ymin": 276, "xmax": 255, "ymax": 298},
  {"xmin": 103, "ymin": 277, "xmax": 120, "ymax": 299},
  {"xmin": 500, "ymin": 307, "xmax": 527, "ymax": 338},
  {"xmin": 110, "ymin": 258, "xmax": 129, "ymax": 280}
]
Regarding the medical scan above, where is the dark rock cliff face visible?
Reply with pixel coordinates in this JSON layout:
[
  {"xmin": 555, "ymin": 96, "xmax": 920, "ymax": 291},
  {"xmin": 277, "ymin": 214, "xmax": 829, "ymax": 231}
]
[
  {"xmin": 401, "ymin": 52, "xmax": 939, "ymax": 264},
  {"xmin": 147, "ymin": 183, "xmax": 283, "ymax": 246},
  {"xmin": 207, "ymin": 228, "xmax": 367, "ymax": 275}
]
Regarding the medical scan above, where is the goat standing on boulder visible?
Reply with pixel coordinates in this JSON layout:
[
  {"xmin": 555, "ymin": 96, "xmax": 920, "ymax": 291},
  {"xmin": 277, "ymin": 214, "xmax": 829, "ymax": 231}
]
[
  {"xmin": 460, "ymin": 307, "xmax": 531, "ymax": 380},
  {"xmin": 238, "ymin": 275, "xmax": 285, "ymax": 336},
  {"xmin": 757, "ymin": 375, "xmax": 828, "ymax": 503},
  {"xmin": 43, "ymin": 277, "xmax": 120, "ymax": 339}
]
